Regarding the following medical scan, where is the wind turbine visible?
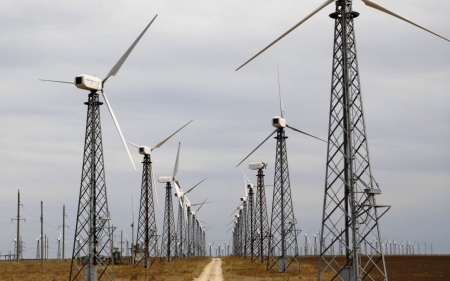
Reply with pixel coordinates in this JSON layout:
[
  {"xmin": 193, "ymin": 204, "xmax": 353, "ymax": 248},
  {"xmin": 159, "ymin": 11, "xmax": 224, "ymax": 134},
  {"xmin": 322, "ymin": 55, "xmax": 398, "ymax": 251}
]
[
  {"xmin": 41, "ymin": 14, "xmax": 160, "ymax": 281},
  {"xmin": 35, "ymin": 236, "xmax": 41, "ymax": 260},
  {"xmin": 209, "ymin": 241, "xmax": 216, "ymax": 257},
  {"xmin": 239, "ymin": 169, "xmax": 258, "ymax": 262},
  {"xmin": 247, "ymin": 162, "xmax": 270, "ymax": 263},
  {"xmin": 189, "ymin": 198, "xmax": 209, "ymax": 257},
  {"xmin": 176, "ymin": 178, "xmax": 206, "ymax": 258},
  {"xmin": 56, "ymin": 232, "xmax": 62, "ymax": 259},
  {"xmin": 122, "ymin": 120, "xmax": 192, "ymax": 267},
  {"xmin": 236, "ymin": 0, "xmax": 449, "ymax": 279},
  {"xmin": 168, "ymin": 142, "xmax": 206, "ymax": 259},
  {"xmin": 236, "ymin": 68, "xmax": 325, "ymax": 272}
]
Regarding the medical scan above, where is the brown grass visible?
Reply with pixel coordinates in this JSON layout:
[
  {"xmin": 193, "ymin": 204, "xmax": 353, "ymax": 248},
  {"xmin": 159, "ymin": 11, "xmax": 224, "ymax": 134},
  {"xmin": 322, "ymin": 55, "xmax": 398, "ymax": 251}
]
[
  {"xmin": 221, "ymin": 255, "xmax": 450, "ymax": 281},
  {"xmin": 221, "ymin": 256, "xmax": 331, "ymax": 281},
  {"xmin": 0, "ymin": 257, "xmax": 211, "ymax": 281}
]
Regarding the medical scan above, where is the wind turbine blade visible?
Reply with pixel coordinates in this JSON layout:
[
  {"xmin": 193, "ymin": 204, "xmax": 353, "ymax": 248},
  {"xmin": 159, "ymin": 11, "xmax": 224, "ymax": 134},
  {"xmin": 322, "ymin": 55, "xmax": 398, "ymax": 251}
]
[
  {"xmin": 131, "ymin": 194, "xmax": 134, "ymax": 225},
  {"xmin": 243, "ymin": 175, "xmax": 248, "ymax": 196},
  {"xmin": 238, "ymin": 167, "xmax": 251, "ymax": 183},
  {"xmin": 235, "ymin": 0, "xmax": 334, "ymax": 71},
  {"xmin": 196, "ymin": 197, "xmax": 208, "ymax": 213},
  {"xmin": 39, "ymin": 79, "xmax": 74, "ymax": 84},
  {"xmin": 151, "ymin": 163, "xmax": 159, "ymax": 204},
  {"xmin": 236, "ymin": 129, "xmax": 277, "ymax": 167},
  {"xmin": 361, "ymin": 0, "xmax": 450, "ymax": 42},
  {"xmin": 152, "ymin": 120, "xmax": 193, "ymax": 150},
  {"xmin": 277, "ymin": 63, "xmax": 285, "ymax": 118},
  {"xmin": 173, "ymin": 142, "xmax": 181, "ymax": 179},
  {"xmin": 173, "ymin": 180, "xmax": 182, "ymax": 198},
  {"xmin": 103, "ymin": 14, "xmax": 158, "ymax": 83},
  {"xmin": 101, "ymin": 90, "xmax": 136, "ymax": 170},
  {"xmin": 286, "ymin": 124, "xmax": 327, "ymax": 143},
  {"xmin": 108, "ymin": 133, "xmax": 140, "ymax": 148},
  {"xmin": 190, "ymin": 202, "xmax": 213, "ymax": 207},
  {"xmin": 185, "ymin": 178, "xmax": 206, "ymax": 195}
]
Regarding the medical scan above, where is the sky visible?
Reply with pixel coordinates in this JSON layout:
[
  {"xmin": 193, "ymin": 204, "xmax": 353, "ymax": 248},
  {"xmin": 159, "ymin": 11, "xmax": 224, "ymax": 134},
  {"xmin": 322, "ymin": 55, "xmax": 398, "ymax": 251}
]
[{"xmin": 0, "ymin": 0, "xmax": 449, "ymax": 259}]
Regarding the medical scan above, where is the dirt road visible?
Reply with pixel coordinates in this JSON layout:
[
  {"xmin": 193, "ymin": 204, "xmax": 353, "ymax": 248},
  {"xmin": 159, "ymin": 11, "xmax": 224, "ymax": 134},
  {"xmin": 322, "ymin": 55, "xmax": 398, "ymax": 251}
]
[{"xmin": 194, "ymin": 258, "xmax": 224, "ymax": 281}]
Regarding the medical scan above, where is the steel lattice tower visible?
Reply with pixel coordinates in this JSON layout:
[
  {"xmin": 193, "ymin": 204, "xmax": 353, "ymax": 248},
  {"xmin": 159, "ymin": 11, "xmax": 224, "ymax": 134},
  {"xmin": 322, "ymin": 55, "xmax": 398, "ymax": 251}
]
[
  {"xmin": 267, "ymin": 128, "xmax": 300, "ymax": 272},
  {"xmin": 318, "ymin": 1, "xmax": 389, "ymax": 280},
  {"xmin": 236, "ymin": 209, "xmax": 243, "ymax": 256},
  {"xmin": 254, "ymin": 166, "xmax": 270, "ymax": 263},
  {"xmin": 135, "ymin": 155, "xmax": 158, "ymax": 268},
  {"xmin": 160, "ymin": 183, "xmax": 177, "ymax": 262},
  {"xmin": 241, "ymin": 200, "xmax": 248, "ymax": 258},
  {"xmin": 176, "ymin": 199, "xmax": 186, "ymax": 258},
  {"xmin": 186, "ymin": 206, "xmax": 192, "ymax": 257},
  {"xmin": 246, "ymin": 186, "xmax": 257, "ymax": 261},
  {"xmin": 70, "ymin": 91, "xmax": 114, "ymax": 281}
]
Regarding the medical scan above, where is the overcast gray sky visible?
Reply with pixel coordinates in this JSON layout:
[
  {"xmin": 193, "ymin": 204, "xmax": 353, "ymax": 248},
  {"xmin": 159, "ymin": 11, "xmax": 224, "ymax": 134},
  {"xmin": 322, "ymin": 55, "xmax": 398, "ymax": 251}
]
[{"xmin": 0, "ymin": 0, "xmax": 449, "ymax": 259}]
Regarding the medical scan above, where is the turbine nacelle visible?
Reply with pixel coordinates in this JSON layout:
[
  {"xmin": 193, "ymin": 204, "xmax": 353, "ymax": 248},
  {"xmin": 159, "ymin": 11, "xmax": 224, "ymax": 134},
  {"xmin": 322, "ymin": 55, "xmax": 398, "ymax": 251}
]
[
  {"xmin": 75, "ymin": 74, "xmax": 102, "ymax": 91},
  {"xmin": 240, "ymin": 196, "xmax": 247, "ymax": 202},
  {"xmin": 249, "ymin": 162, "xmax": 267, "ymax": 170},
  {"xmin": 247, "ymin": 183, "xmax": 254, "ymax": 189},
  {"xmin": 272, "ymin": 116, "xmax": 286, "ymax": 128},
  {"xmin": 175, "ymin": 191, "xmax": 184, "ymax": 197},
  {"xmin": 158, "ymin": 176, "xmax": 172, "ymax": 183},
  {"xmin": 138, "ymin": 146, "xmax": 151, "ymax": 155}
]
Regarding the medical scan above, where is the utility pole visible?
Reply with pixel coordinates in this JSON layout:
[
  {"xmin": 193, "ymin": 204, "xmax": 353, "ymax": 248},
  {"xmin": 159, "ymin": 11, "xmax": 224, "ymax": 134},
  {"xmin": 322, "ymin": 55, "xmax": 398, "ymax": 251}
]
[
  {"xmin": 11, "ymin": 189, "xmax": 25, "ymax": 262},
  {"xmin": 41, "ymin": 201, "xmax": 44, "ymax": 268},
  {"xmin": 59, "ymin": 204, "xmax": 69, "ymax": 259}
]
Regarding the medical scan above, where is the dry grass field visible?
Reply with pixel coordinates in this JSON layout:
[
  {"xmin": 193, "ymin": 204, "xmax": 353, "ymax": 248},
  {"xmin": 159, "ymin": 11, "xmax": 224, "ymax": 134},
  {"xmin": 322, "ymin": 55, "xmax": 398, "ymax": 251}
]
[
  {"xmin": 221, "ymin": 255, "xmax": 450, "ymax": 281},
  {"xmin": 0, "ymin": 257, "xmax": 211, "ymax": 281},
  {"xmin": 0, "ymin": 255, "xmax": 449, "ymax": 280}
]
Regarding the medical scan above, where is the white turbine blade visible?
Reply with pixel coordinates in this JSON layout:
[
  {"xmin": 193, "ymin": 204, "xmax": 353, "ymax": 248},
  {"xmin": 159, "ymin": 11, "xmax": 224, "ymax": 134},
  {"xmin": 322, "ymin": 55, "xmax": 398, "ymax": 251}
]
[
  {"xmin": 173, "ymin": 179, "xmax": 182, "ymax": 198},
  {"xmin": 39, "ymin": 79, "xmax": 74, "ymax": 84},
  {"xmin": 184, "ymin": 194, "xmax": 191, "ymax": 205},
  {"xmin": 151, "ymin": 164, "xmax": 159, "ymax": 204},
  {"xmin": 361, "ymin": 0, "xmax": 450, "ymax": 43},
  {"xmin": 101, "ymin": 90, "xmax": 136, "ymax": 170},
  {"xmin": 184, "ymin": 178, "xmax": 206, "ymax": 195},
  {"xmin": 236, "ymin": 129, "xmax": 277, "ymax": 167},
  {"xmin": 238, "ymin": 167, "xmax": 252, "ymax": 184},
  {"xmin": 173, "ymin": 142, "xmax": 181, "ymax": 179},
  {"xmin": 243, "ymin": 175, "xmax": 248, "ymax": 196},
  {"xmin": 182, "ymin": 198, "xmax": 188, "ymax": 223},
  {"xmin": 286, "ymin": 124, "xmax": 327, "ymax": 143},
  {"xmin": 103, "ymin": 14, "xmax": 158, "ymax": 83},
  {"xmin": 235, "ymin": 0, "xmax": 333, "ymax": 71},
  {"xmin": 152, "ymin": 120, "xmax": 193, "ymax": 150},
  {"xmin": 277, "ymin": 63, "xmax": 285, "ymax": 118}
]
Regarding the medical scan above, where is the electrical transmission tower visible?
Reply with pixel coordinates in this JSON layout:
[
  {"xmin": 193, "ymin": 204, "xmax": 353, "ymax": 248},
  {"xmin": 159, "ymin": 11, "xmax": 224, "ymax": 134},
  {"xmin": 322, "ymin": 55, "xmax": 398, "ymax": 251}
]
[
  {"xmin": 160, "ymin": 181, "xmax": 177, "ymax": 262},
  {"xmin": 70, "ymin": 92, "xmax": 114, "ymax": 281},
  {"xmin": 267, "ymin": 128, "xmax": 300, "ymax": 272},
  {"xmin": 135, "ymin": 154, "xmax": 158, "ymax": 267},
  {"xmin": 318, "ymin": 2, "xmax": 389, "ymax": 280}
]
